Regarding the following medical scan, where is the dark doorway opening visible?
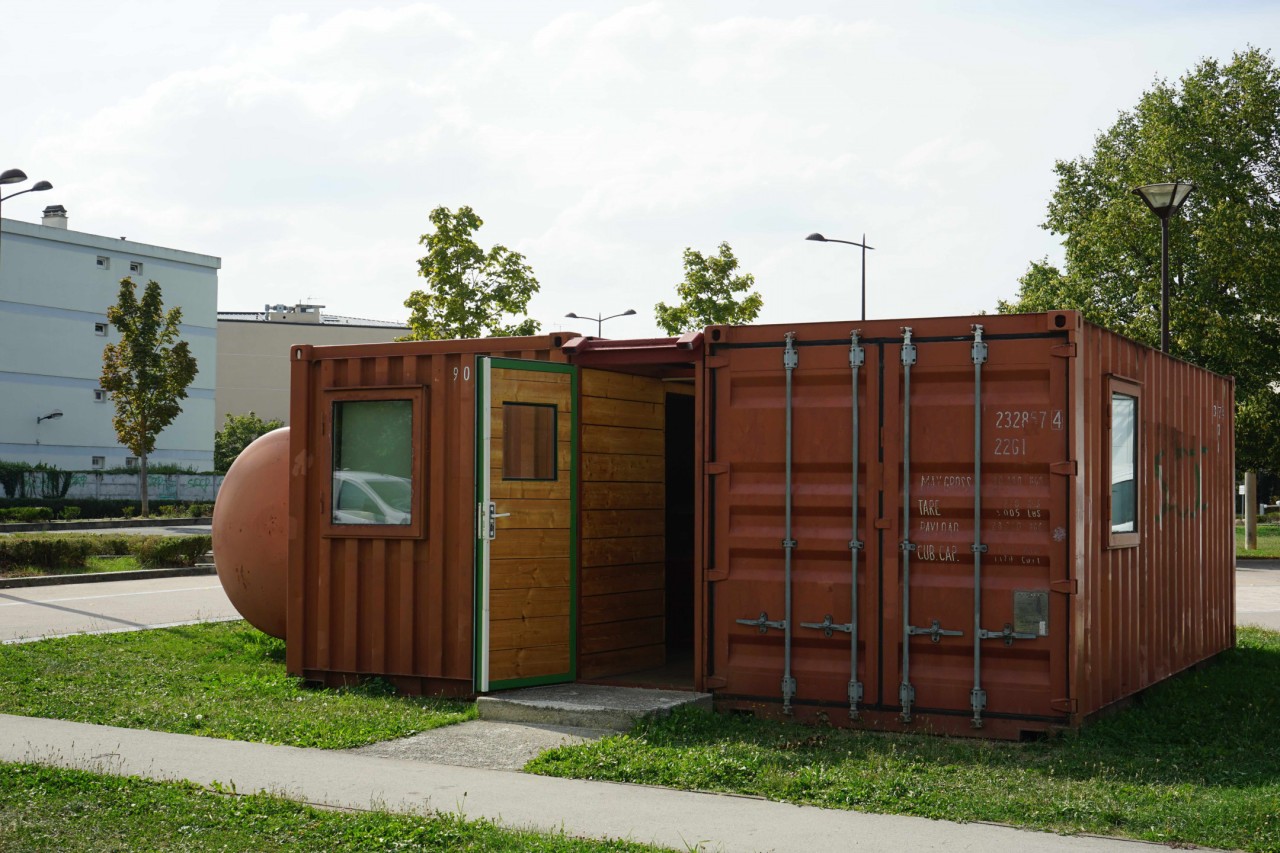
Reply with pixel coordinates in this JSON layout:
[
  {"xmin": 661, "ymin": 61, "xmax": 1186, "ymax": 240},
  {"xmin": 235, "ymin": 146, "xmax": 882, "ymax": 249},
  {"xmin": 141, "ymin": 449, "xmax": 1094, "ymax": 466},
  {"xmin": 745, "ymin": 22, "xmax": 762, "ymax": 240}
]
[{"xmin": 664, "ymin": 390, "xmax": 696, "ymax": 655}]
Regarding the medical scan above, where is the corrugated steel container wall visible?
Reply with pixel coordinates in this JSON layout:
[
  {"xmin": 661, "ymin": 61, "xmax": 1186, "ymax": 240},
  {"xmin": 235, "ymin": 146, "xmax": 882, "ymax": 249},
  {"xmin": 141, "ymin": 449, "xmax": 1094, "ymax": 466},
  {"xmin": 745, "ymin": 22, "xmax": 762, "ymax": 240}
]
[
  {"xmin": 1073, "ymin": 323, "xmax": 1235, "ymax": 719},
  {"xmin": 699, "ymin": 312, "xmax": 1234, "ymax": 737},
  {"xmin": 287, "ymin": 335, "xmax": 572, "ymax": 693}
]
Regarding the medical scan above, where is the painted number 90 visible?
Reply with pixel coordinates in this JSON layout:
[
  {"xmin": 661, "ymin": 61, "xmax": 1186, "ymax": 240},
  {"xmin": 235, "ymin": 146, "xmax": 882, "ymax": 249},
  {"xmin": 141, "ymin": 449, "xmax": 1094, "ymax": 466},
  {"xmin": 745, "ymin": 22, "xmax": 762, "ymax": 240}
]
[{"xmin": 452, "ymin": 366, "xmax": 471, "ymax": 381}]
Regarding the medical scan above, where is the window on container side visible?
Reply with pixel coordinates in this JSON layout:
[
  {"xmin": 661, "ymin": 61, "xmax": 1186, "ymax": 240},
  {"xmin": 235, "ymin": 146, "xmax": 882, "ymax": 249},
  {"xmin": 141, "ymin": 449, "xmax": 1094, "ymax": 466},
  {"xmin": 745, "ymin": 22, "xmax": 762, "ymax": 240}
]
[
  {"xmin": 331, "ymin": 399, "xmax": 414, "ymax": 526},
  {"xmin": 1108, "ymin": 379, "xmax": 1141, "ymax": 548},
  {"xmin": 502, "ymin": 402, "xmax": 557, "ymax": 481}
]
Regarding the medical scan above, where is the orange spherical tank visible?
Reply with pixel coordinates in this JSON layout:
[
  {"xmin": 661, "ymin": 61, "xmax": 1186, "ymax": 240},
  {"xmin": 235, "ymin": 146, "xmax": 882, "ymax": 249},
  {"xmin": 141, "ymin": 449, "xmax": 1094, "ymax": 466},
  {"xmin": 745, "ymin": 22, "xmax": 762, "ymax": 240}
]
[{"xmin": 213, "ymin": 427, "xmax": 290, "ymax": 639}]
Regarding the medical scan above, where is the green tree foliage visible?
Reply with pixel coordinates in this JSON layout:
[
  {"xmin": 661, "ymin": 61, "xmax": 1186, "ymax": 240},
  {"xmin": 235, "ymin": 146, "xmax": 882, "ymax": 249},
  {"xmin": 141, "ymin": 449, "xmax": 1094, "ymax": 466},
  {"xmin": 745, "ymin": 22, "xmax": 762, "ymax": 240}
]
[
  {"xmin": 100, "ymin": 278, "xmax": 199, "ymax": 516},
  {"xmin": 655, "ymin": 242, "xmax": 764, "ymax": 335},
  {"xmin": 214, "ymin": 412, "xmax": 285, "ymax": 472},
  {"xmin": 999, "ymin": 47, "xmax": 1280, "ymax": 474},
  {"xmin": 402, "ymin": 205, "xmax": 540, "ymax": 340}
]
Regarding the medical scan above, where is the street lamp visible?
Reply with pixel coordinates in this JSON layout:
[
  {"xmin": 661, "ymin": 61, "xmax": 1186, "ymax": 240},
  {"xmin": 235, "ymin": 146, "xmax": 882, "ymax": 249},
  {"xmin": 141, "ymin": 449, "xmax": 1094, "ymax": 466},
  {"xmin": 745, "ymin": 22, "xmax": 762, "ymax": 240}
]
[
  {"xmin": 806, "ymin": 232, "xmax": 875, "ymax": 321},
  {"xmin": 0, "ymin": 169, "xmax": 54, "ymax": 277},
  {"xmin": 1131, "ymin": 181, "xmax": 1193, "ymax": 353},
  {"xmin": 564, "ymin": 308, "xmax": 637, "ymax": 338},
  {"xmin": 36, "ymin": 410, "xmax": 63, "ymax": 423}
]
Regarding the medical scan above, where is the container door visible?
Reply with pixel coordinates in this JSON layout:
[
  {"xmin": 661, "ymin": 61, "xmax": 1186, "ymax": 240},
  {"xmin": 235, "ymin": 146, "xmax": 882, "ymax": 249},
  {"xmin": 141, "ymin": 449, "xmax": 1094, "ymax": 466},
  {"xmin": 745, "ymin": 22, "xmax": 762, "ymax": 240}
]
[
  {"xmin": 883, "ymin": 328, "xmax": 1071, "ymax": 726},
  {"xmin": 474, "ymin": 358, "xmax": 578, "ymax": 691}
]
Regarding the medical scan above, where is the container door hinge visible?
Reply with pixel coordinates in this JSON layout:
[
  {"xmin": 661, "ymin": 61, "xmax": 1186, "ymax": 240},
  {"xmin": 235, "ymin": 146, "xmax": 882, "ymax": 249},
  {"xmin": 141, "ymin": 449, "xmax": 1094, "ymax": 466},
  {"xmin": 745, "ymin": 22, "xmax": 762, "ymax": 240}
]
[
  {"xmin": 704, "ymin": 675, "xmax": 727, "ymax": 690},
  {"xmin": 875, "ymin": 518, "xmax": 891, "ymax": 530},
  {"xmin": 1051, "ymin": 578, "xmax": 1079, "ymax": 595},
  {"xmin": 705, "ymin": 356, "xmax": 730, "ymax": 369},
  {"xmin": 705, "ymin": 461, "xmax": 729, "ymax": 476},
  {"xmin": 1051, "ymin": 697, "xmax": 1078, "ymax": 714},
  {"xmin": 1050, "ymin": 460, "xmax": 1078, "ymax": 477},
  {"xmin": 1050, "ymin": 343, "xmax": 1077, "ymax": 359},
  {"xmin": 907, "ymin": 619, "xmax": 963, "ymax": 643},
  {"xmin": 736, "ymin": 611, "xmax": 786, "ymax": 634}
]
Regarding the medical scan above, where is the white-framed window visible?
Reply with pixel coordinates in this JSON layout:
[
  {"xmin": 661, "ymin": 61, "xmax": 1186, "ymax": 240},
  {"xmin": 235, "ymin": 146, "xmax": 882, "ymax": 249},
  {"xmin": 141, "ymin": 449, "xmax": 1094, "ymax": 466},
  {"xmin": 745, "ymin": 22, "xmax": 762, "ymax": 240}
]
[
  {"xmin": 125, "ymin": 457, "xmax": 139, "ymax": 469},
  {"xmin": 94, "ymin": 322, "xmax": 108, "ymax": 336},
  {"xmin": 96, "ymin": 256, "xmax": 110, "ymax": 270},
  {"xmin": 129, "ymin": 261, "xmax": 143, "ymax": 275},
  {"xmin": 91, "ymin": 456, "xmax": 105, "ymax": 469},
  {"xmin": 94, "ymin": 389, "xmax": 107, "ymax": 402}
]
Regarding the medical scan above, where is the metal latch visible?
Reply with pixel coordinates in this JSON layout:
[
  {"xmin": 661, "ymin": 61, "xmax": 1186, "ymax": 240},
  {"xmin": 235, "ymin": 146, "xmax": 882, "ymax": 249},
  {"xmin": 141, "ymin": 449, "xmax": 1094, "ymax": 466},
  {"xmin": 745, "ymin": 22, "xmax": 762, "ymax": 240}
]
[
  {"xmin": 736, "ymin": 611, "xmax": 786, "ymax": 634},
  {"xmin": 478, "ymin": 501, "xmax": 510, "ymax": 541},
  {"xmin": 783, "ymin": 331, "xmax": 798, "ymax": 369},
  {"xmin": 799, "ymin": 614, "xmax": 853, "ymax": 638},
  {"xmin": 900, "ymin": 327, "xmax": 916, "ymax": 366},
  {"xmin": 849, "ymin": 331, "xmax": 864, "ymax": 368},
  {"xmin": 971, "ymin": 324, "xmax": 988, "ymax": 365},
  {"xmin": 908, "ymin": 619, "xmax": 963, "ymax": 643},
  {"xmin": 979, "ymin": 623, "xmax": 1038, "ymax": 646}
]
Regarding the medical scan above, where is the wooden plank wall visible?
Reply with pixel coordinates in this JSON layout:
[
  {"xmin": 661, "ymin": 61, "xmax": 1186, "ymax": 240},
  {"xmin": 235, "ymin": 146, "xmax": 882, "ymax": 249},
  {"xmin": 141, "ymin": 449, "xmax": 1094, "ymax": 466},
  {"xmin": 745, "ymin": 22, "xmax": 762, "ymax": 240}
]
[{"xmin": 579, "ymin": 369, "xmax": 666, "ymax": 679}]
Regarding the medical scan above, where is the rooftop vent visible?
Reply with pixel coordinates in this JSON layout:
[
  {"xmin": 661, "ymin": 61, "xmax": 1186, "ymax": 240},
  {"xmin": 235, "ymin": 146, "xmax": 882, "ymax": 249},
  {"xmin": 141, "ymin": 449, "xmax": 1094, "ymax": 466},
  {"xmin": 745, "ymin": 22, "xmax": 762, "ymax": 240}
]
[{"xmin": 41, "ymin": 205, "xmax": 68, "ymax": 229}]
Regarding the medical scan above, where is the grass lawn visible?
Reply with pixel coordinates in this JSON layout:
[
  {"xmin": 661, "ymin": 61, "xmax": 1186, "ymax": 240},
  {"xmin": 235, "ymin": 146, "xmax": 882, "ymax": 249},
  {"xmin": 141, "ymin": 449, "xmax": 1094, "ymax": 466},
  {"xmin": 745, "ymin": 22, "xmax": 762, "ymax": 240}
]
[
  {"xmin": 0, "ymin": 621, "xmax": 474, "ymax": 749},
  {"xmin": 0, "ymin": 763, "xmax": 668, "ymax": 853},
  {"xmin": 0, "ymin": 554, "xmax": 143, "ymax": 580},
  {"xmin": 529, "ymin": 627, "xmax": 1280, "ymax": 853},
  {"xmin": 1237, "ymin": 522, "xmax": 1280, "ymax": 558}
]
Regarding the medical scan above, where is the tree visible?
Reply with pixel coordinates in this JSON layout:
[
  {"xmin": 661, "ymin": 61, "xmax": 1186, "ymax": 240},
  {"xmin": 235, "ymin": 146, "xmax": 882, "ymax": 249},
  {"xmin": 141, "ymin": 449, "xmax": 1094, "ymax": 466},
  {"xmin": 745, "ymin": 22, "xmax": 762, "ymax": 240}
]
[
  {"xmin": 999, "ymin": 47, "xmax": 1280, "ymax": 475},
  {"xmin": 101, "ymin": 277, "xmax": 199, "ymax": 516},
  {"xmin": 214, "ymin": 411, "xmax": 284, "ymax": 472},
  {"xmin": 402, "ymin": 205, "xmax": 540, "ymax": 340},
  {"xmin": 655, "ymin": 241, "xmax": 763, "ymax": 334}
]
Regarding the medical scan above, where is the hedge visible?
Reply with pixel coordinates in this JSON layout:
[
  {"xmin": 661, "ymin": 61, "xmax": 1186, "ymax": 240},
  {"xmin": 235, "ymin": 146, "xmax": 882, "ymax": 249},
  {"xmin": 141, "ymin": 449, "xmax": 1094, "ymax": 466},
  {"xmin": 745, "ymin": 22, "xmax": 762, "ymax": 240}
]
[
  {"xmin": 0, "ymin": 499, "xmax": 214, "ymax": 521},
  {"xmin": 0, "ymin": 534, "xmax": 212, "ymax": 571}
]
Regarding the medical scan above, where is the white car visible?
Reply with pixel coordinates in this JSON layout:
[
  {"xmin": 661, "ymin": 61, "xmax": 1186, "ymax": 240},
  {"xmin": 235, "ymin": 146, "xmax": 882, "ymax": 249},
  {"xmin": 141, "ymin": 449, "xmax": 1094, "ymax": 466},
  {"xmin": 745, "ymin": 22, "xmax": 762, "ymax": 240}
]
[{"xmin": 332, "ymin": 470, "xmax": 412, "ymax": 526}]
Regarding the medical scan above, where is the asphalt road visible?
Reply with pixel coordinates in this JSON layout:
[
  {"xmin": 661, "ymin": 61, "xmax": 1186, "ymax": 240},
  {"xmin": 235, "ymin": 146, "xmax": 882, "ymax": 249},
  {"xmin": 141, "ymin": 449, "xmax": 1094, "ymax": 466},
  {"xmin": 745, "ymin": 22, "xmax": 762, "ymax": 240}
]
[
  {"xmin": 0, "ymin": 574, "xmax": 238, "ymax": 644},
  {"xmin": 1236, "ymin": 560, "xmax": 1280, "ymax": 630}
]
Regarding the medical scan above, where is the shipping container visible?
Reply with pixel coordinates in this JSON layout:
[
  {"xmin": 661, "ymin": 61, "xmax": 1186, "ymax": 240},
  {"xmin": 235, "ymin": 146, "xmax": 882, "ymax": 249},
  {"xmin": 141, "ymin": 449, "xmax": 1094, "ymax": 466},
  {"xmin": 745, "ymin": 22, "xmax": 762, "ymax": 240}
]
[
  {"xmin": 697, "ymin": 311, "xmax": 1234, "ymax": 737},
  {"xmin": 221, "ymin": 311, "xmax": 1234, "ymax": 739}
]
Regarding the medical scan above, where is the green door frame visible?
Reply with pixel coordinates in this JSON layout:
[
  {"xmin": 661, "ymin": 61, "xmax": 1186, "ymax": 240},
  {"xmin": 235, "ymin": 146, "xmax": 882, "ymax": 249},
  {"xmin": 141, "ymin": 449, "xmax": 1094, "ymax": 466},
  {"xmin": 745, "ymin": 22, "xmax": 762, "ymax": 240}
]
[{"xmin": 474, "ymin": 356, "xmax": 579, "ymax": 692}]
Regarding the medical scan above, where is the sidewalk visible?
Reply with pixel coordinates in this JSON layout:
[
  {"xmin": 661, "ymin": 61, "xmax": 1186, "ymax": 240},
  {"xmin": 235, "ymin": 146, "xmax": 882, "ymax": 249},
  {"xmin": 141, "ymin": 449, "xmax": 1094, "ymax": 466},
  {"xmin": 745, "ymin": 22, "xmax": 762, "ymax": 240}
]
[{"xmin": 0, "ymin": 714, "xmax": 1217, "ymax": 853}]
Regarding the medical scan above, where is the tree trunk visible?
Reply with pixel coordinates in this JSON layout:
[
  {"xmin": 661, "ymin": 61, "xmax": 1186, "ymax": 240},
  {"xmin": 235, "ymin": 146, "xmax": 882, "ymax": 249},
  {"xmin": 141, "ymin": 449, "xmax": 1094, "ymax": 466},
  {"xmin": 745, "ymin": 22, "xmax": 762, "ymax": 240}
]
[
  {"xmin": 140, "ymin": 452, "xmax": 150, "ymax": 518},
  {"xmin": 1246, "ymin": 470, "xmax": 1258, "ymax": 551}
]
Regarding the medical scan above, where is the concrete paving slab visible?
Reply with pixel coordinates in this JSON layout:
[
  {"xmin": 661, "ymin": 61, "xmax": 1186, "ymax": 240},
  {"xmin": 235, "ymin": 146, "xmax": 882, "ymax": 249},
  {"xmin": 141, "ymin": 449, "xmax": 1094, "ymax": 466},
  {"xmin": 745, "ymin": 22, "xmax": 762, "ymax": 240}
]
[
  {"xmin": 352, "ymin": 719, "xmax": 610, "ymax": 770},
  {"xmin": 479, "ymin": 683, "xmax": 713, "ymax": 730},
  {"xmin": 0, "ymin": 714, "xmax": 1206, "ymax": 853}
]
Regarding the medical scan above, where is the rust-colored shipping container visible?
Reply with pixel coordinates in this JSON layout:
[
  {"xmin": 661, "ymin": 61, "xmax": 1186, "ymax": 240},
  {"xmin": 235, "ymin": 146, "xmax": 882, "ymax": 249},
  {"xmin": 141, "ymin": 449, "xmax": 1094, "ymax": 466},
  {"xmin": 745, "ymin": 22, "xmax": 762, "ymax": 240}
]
[
  {"xmin": 259, "ymin": 311, "xmax": 1233, "ymax": 739},
  {"xmin": 698, "ymin": 311, "xmax": 1234, "ymax": 737}
]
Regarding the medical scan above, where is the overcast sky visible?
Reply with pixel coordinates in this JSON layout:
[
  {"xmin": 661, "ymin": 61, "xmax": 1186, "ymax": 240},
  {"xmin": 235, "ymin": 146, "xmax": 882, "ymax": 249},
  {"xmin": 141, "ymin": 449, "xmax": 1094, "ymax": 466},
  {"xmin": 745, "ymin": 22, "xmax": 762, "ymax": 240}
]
[{"xmin": 6, "ymin": 1, "xmax": 1275, "ymax": 337}]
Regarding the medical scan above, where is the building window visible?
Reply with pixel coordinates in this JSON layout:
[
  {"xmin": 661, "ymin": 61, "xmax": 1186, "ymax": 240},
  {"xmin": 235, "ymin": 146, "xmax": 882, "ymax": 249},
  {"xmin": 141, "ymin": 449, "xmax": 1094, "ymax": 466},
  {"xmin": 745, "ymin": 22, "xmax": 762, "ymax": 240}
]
[
  {"xmin": 1108, "ymin": 378, "xmax": 1141, "ymax": 548},
  {"xmin": 129, "ymin": 261, "xmax": 143, "ymax": 275},
  {"xmin": 125, "ymin": 457, "xmax": 139, "ymax": 469},
  {"xmin": 331, "ymin": 399, "xmax": 414, "ymax": 526},
  {"xmin": 96, "ymin": 256, "xmax": 110, "ymax": 270},
  {"xmin": 94, "ymin": 389, "xmax": 107, "ymax": 402},
  {"xmin": 502, "ymin": 403, "xmax": 558, "ymax": 481},
  {"xmin": 91, "ymin": 456, "xmax": 105, "ymax": 469},
  {"xmin": 94, "ymin": 322, "xmax": 108, "ymax": 336}
]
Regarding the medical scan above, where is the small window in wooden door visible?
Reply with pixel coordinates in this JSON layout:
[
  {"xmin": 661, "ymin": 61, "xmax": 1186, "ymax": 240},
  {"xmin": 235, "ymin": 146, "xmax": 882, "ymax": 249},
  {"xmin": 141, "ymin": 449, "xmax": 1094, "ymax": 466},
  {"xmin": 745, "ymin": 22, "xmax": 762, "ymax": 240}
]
[{"xmin": 503, "ymin": 403, "xmax": 557, "ymax": 481}]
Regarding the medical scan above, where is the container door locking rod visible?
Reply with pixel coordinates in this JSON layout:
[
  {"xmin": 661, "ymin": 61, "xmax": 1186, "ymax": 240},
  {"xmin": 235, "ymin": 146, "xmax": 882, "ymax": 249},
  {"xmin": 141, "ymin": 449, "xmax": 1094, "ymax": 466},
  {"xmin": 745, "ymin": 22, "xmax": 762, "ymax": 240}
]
[
  {"xmin": 970, "ymin": 324, "xmax": 990, "ymax": 728},
  {"xmin": 899, "ymin": 327, "xmax": 917, "ymax": 723},
  {"xmin": 780, "ymin": 331, "xmax": 798, "ymax": 713},
  {"xmin": 847, "ymin": 330, "xmax": 864, "ymax": 719}
]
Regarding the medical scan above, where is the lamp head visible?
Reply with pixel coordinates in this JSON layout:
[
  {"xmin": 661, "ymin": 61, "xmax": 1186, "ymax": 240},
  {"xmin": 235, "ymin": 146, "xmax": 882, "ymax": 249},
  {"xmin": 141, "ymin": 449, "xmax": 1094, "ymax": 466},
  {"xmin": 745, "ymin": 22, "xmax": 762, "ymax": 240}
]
[
  {"xmin": 0, "ymin": 169, "xmax": 27, "ymax": 185},
  {"xmin": 564, "ymin": 312, "xmax": 581, "ymax": 319},
  {"xmin": 622, "ymin": 309, "xmax": 637, "ymax": 317},
  {"xmin": 37, "ymin": 410, "xmax": 63, "ymax": 423},
  {"xmin": 31, "ymin": 180, "xmax": 52, "ymax": 192},
  {"xmin": 1132, "ymin": 182, "xmax": 1194, "ymax": 219},
  {"xmin": 805, "ymin": 232, "xmax": 827, "ymax": 242}
]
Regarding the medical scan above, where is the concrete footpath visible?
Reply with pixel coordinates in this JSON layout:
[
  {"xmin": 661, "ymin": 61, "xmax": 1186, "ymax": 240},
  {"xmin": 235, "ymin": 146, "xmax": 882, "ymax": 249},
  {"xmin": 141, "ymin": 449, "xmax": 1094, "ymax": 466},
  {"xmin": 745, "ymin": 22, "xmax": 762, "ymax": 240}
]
[{"xmin": 0, "ymin": 714, "xmax": 1218, "ymax": 853}]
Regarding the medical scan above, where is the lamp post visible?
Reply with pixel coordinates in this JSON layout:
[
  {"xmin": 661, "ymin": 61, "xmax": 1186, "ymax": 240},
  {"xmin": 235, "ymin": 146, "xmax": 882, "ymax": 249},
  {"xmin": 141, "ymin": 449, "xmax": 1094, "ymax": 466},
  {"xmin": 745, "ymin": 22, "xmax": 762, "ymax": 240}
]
[
  {"xmin": 1131, "ymin": 182, "xmax": 1193, "ymax": 353},
  {"xmin": 806, "ymin": 232, "xmax": 875, "ymax": 321},
  {"xmin": 0, "ymin": 169, "xmax": 54, "ymax": 276},
  {"xmin": 564, "ymin": 308, "xmax": 637, "ymax": 338}
]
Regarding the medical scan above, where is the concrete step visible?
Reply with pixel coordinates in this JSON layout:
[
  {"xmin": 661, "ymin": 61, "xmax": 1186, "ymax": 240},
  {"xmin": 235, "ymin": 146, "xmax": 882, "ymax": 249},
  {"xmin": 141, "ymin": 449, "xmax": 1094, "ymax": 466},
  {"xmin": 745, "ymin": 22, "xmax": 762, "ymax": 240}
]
[{"xmin": 477, "ymin": 683, "xmax": 712, "ymax": 731}]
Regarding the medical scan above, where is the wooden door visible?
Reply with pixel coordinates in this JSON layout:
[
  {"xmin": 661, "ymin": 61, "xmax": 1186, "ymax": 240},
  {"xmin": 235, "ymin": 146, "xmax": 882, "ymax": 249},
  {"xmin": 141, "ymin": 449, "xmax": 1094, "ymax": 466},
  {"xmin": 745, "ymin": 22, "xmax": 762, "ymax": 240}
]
[{"xmin": 475, "ymin": 358, "xmax": 577, "ymax": 691}]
